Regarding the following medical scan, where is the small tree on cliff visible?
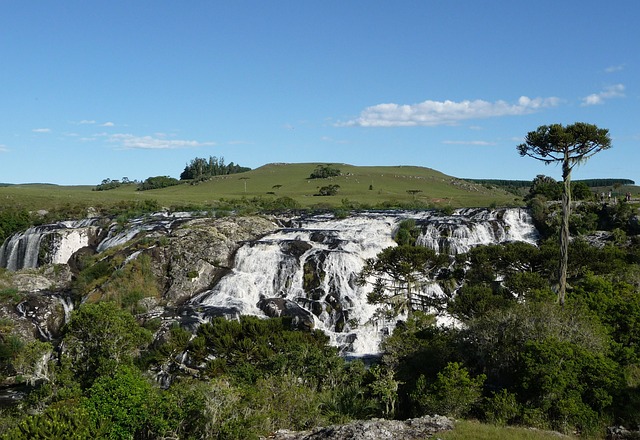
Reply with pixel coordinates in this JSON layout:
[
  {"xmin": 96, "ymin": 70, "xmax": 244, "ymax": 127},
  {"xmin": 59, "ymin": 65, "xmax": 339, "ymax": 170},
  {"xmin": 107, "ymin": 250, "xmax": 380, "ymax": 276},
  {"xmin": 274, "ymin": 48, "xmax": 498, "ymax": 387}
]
[
  {"xmin": 517, "ymin": 122, "xmax": 611, "ymax": 305},
  {"xmin": 358, "ymin": 245, "xmax": 449, "ymax": 319}
]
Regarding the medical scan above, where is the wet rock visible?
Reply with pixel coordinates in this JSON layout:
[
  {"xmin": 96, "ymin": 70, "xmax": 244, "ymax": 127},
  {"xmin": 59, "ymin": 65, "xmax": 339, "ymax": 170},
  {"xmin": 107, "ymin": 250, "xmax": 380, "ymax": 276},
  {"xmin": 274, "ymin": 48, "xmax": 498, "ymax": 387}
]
[{"xmin": 257, "ymin": 297, "xmax": 315, "ymax": 330}]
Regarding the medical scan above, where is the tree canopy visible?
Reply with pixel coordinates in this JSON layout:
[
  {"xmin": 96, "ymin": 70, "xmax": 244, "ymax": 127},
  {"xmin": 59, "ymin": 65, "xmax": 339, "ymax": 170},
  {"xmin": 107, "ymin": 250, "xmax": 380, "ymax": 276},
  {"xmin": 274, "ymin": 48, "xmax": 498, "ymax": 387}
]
[
  {"xmin": 179, "ymin": 156, "xmax": 250, "ymax": 181},
  {"xmin": 358, "ymin": 245, "xmax": 449, "ymax": 318},
  {"xmin": 517, "ymin": 122, "xmax": 611, "ymax": 305}
]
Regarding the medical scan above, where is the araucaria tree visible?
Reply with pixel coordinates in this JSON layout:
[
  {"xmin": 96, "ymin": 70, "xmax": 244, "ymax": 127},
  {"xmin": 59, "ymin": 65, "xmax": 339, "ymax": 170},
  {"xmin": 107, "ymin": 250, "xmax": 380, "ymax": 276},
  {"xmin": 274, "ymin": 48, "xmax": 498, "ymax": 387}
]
[
  {"xmin": 358, "ymin": 245, "xmax": 449, "ymax": 319},
  {"xmin": 517, "ymin": 122, "xmax": 611, "ymax": 305}
]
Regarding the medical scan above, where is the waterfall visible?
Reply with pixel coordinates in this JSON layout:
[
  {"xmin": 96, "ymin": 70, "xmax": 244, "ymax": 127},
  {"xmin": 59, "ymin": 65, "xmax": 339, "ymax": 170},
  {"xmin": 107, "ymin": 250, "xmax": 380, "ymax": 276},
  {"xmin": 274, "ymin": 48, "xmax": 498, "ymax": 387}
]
[
  {"xmin": 193, "ymin": 208, "xmax": 539, "ymax": 355},
  {"xmin": 0, "ymin": 219, "xmax": 101, "ymax": 270},
  {"xmin": 415, "ymin": 208, "xmax": 538, "ymax": 254},
  {"xmin": 0, "ymin": 227, "xmax": 46, "ymax": 270}
]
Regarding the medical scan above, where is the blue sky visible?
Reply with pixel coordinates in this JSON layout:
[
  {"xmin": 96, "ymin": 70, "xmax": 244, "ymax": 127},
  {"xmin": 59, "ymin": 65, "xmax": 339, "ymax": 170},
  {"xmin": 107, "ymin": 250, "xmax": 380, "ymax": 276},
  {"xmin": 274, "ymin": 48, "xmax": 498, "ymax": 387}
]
[{"xmin": 1, "ymin": 1, "xmax": 638, "ymax": 185}]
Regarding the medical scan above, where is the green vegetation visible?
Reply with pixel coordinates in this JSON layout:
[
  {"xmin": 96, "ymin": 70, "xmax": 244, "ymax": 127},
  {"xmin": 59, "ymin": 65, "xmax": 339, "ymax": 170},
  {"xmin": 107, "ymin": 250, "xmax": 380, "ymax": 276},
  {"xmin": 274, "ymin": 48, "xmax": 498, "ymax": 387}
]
[
  {"xmin": 358, "ymin": 245, "xmax": 449, "ymax": 319},
  {"xmin": 518, "ymin": 122, "xmax": 612, "ymax": 305},
  {"xmin": 137, "ymin": 175, "xmax": 181, "ymax": 191},
  {"xmin": 0, "ymin": 163, "xmax": 525, "ymax": 214},
  {"xmin": 180, "ymin": 156, "xmax": 251, "ymax": 181},
  {"xmin": 1, "ymin": 159, "xmax": 640, "ymax": 438},
  {"xmin": 438, "ymin": 420, "xmax": 580, "ymax": 439},
  {"xmin": 308, "ymin": 163, "xmax": 342, "ymax": 179},
  {"xmin": 316, "ymin": 184, "xmax": 340, "ymax": 196},
  {"xmin": 93, "ymin": 177, "xmax": 136, "ymax": 191}
]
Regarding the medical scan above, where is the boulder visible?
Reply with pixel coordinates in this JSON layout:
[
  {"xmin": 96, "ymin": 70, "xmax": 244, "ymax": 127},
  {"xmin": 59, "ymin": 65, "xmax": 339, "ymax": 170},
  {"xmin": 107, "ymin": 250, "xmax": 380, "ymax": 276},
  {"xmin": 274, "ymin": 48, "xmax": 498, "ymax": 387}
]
[{"xmin": 257, "ymin": 297, "xmax": 315, "ymax": 330}]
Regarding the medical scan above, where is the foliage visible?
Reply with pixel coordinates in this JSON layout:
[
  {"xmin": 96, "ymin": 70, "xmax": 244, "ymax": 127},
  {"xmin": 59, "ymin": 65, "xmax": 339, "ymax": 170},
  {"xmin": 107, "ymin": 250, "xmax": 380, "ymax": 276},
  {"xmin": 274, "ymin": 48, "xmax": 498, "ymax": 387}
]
[
  {"xmin": 83, "ymin": 365, "xmax": 174, "ymax": 440},
  {"xmin": 61, "ymin": 302, "xmax": 152, "ymax": 387},
  {"xmin": 137, "ymin": 175, "xmax": 181, "ymax": 191},
  {"xmin": 516, "ymin": 337, "xmax": 620, "ymax": 435},
  {"xmin": 368, "ymin": 365, "xmax": 400, "ymax": 418},
  {"xmin": 308, "ymin": 164, "xmax": 341, "ymax": 179},
  {"xmin": 410, "ymin": 362, "xmax": 485, "ymax": 418},
  {"xmin": 98, "ymin": 253, "xmax": 161, "ymax": 312},
  {"xmin": 517, "ymin": 122, "xmax": 612, "ymax": 305},
  {"xmin": 359, "ymin": 245, "xmax": 450, "ymax": 318},
  {"xmin": 394, "ymin": 219, "xmax": 420, "ymax": 246},
  {"xmin": 93, "ymin": 177, "xmax": 135, "ymax": 191},
  {"xmin": 180, "ymin": 156, "xmax": 251, "ymax": 181},
  {"xmin": 525, "ymin": 175, "xmax": 594, "ymax": 202},
  {"xmin": 190, "ymin": 316, "xmax": 343, "ymax": 387},
  {"xmin": 483, "ymin": 389, "xmax": 520, "ymax": 426},
  {"xmin": 0, "ymin": 207, "xmax": 31, "ymax": 244},
  {"xmin": 0, "ymin": 402, "xmax": 107, "ymax": 440},
  {"xmin": 316, "ymin": 184, "xmax": 340, "ymax": 196}
]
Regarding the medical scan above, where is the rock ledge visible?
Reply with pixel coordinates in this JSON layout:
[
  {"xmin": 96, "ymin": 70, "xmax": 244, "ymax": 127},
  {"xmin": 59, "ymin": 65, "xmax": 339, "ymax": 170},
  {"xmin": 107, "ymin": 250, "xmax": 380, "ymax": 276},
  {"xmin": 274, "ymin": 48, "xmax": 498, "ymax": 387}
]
[{"xmin": 262, "ymin": 415, "xmax": 454, "ymax": 440}]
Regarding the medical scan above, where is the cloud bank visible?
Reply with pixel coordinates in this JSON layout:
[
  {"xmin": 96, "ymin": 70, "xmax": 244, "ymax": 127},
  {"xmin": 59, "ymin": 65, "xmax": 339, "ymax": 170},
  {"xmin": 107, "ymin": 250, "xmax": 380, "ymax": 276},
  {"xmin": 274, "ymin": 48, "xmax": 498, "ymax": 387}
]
[
  {"xmin": 581, "ymin": 84, "xmax": 625, "ymax": 106},
  {"xmin": 109, "ymin": 133, "xmax": 216, "ymax": 150},
  {"xmin": 340, "ymin": 96, "xmax": 561, "ymax": 127}
]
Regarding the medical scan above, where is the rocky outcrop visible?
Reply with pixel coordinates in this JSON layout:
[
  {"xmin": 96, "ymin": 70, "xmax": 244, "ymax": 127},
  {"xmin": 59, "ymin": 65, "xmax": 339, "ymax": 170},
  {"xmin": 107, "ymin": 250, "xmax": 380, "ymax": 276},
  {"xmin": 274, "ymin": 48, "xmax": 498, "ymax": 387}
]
[
  {"xmin": 0, "ymin": 215, "xmax": 278, "ymax": 344},
  {"xmin": 262, "ymin": 415, "xmax": 454, "ymax": 440},
  {"xmin": 155, "ymin": 216, "xmax": 277, "ymax": 305},
  {"xmin": 258, "ymin": 297, "xmax": 315, "ymax": 330}
]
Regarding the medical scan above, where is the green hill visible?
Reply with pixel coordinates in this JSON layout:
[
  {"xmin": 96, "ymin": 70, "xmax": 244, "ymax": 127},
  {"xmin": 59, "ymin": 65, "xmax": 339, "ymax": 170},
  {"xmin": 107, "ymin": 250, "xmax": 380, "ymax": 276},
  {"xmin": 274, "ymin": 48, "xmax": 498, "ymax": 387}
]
[{"xmin": 0, "ymin": 163, "xmax": 523, "ymax": 212}]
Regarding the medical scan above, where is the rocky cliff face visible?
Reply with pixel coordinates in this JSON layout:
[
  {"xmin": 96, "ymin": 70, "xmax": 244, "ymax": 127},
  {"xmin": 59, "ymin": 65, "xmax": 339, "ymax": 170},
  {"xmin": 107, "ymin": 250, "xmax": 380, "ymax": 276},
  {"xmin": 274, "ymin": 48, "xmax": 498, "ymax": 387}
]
[{"xmin": 0, "ymin": 214, "xmax": 278, "ymax": 346}]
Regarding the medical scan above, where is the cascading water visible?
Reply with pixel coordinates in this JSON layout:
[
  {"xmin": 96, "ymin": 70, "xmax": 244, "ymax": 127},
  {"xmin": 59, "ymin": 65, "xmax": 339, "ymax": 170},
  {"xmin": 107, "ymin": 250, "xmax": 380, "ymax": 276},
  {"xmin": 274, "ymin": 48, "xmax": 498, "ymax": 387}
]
[
  {"xmin": 193, "ymin": 208, "xmax": 539, "ymax": 355},
  {"xmin": 0, "ymin": 208, "xmax": 539, "ymax": 356},
  {"xmin": 0, "ymin": 219, "xmax": 100, "ymax": 271}
]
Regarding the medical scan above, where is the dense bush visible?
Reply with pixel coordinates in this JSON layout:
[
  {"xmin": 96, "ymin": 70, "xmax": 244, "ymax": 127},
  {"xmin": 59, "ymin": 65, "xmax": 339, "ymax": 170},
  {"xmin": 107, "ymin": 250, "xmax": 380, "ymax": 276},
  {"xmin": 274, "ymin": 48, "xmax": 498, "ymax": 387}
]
[
  {"xmin": 309, "ymin": 164, "xmax": 341, "ymax": 179},
  {"xmin": 180, "ymin": 156, "xmax": 250, "ymax": 180},
  {"xmin": 137, "ymin": 175, "xmax": 181, "ymax": 191},
  {"xmin": 0, "ymin": 207, "xmax": 31, "ymax": 244}
]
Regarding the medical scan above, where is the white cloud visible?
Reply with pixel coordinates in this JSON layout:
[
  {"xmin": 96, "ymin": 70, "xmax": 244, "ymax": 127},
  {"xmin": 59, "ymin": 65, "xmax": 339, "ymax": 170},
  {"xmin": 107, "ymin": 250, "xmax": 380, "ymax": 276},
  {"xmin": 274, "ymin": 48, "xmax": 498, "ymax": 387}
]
[
  {"xmin": 0, "ymin": 144, "xmax": 8, "ymax": 152},
  {"xmin": 32, "ymin": 128, "xmax": 51, "ymax": 133},
  {"xmin": 101, "ymin": 121, "xmax": 115, "ymax": 127},
  {"xmin": 442, "ymin": 140, "xmax": 496, "ymax": 146},
  {"xmin": 109, "ymin": 133, "xmax": 216, "ymax": 150},
  {"xmin": 605, "ymin": 64, "xmax": 624, "ymax": 73},
  {"xmin": 339, "ymin": 96, "xmax": 562, "ymax": 127},
  {"xmin": 581, "ymin": 84, "xmax": 625, "ymax": 106},
  {"xmin": 78, "ymin": 120, "xmax": 96, "ymax": 125}
]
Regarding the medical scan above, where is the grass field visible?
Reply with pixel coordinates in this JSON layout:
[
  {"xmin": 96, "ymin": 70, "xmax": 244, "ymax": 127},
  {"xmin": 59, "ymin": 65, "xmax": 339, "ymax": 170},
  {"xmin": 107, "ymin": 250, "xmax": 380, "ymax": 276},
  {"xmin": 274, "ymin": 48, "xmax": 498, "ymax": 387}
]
[
  {"xmin": 438, "ymin": 420, "xmax": 580, "ymax": 440},
  {"xmin": 0, "ymin": 163, "xmax": 522, "ymax": 212}
]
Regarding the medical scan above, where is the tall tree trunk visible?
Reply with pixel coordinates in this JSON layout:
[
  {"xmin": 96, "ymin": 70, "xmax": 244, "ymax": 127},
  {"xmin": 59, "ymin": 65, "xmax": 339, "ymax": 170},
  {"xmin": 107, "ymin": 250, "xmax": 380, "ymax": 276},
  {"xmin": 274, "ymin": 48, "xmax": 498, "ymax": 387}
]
[{"xmin": 559, "ymin": 154, "xmax": 571, "ymax": 305}]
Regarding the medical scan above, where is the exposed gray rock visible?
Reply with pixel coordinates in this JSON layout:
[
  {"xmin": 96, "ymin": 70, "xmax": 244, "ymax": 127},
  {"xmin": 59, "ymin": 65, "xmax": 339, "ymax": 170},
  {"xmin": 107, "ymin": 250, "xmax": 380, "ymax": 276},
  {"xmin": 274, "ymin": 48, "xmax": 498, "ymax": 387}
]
[
  {"xmin": 608, "ymin": 425, "xmax": 640, "ymax": 439},
  {"xmin": 157, "ymin": 216, "xmax": 277, "ymax": 305},
  {"xmin": 262, "ymin": 415, "xmax": 454, "ymax": 440},
  {"xmin": 258, "ymin": 297, "xmax": 315, "ymax": 330},
  {"xmin": 4, "ymin": 265, "xmax": 73, "ymax": 293}
]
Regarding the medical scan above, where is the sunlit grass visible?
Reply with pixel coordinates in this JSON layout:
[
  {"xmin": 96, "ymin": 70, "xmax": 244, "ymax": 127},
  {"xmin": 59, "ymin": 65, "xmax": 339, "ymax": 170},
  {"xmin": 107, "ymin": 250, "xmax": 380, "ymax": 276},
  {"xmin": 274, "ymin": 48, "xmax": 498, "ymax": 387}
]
[
  {"xmin": 0, "ymin": 163, "xmax": 521, "ymax": 212},
  {"xmin": 437, "ymin": 420, "xmax": 582, "ymax": 440}
]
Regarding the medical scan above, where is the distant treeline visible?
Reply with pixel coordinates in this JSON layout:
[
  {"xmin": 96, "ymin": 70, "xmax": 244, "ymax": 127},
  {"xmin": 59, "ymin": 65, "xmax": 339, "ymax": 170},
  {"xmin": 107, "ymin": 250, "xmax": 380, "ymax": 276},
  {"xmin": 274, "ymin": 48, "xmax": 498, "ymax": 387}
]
[
  {"xmin": 93, "ymin": 156, "xmax": 251, "ymax": 192},
  {"xmin": 180, "ymin": 156, "xmax": 251, "ymax": 181},
  {"xmin": 468, "ymin": 178, "xmax": 635, "ymax": 188}
]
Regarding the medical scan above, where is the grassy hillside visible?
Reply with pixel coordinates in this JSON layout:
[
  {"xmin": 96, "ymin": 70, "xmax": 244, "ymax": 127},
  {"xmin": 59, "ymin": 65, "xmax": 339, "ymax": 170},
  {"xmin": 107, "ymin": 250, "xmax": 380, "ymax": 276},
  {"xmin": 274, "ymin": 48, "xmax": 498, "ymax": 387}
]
[{"xmin": 0, "ymin": 163, "xmax": 521, "ymax": 212}]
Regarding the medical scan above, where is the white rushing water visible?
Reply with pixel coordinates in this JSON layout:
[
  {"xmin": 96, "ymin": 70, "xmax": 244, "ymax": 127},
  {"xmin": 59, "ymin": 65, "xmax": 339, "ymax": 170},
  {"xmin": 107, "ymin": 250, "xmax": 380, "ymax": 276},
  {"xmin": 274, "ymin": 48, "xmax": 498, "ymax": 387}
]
[
  {"xmin": 0, "ymin": 219, "xmax": 100, "ymax": 271},
  {"xmin": 0, "ymin": 209, "xmax": 539, "ymax": 356},
  {"xmin": 194, "ymin": 208, "xmax": 539, "ymax": 356}
]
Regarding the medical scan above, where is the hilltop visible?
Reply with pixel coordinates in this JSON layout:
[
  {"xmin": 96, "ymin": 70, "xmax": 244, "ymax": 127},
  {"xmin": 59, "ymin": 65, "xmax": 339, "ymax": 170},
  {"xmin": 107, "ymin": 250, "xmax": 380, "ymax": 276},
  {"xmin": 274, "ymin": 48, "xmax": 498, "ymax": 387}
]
[{"xmin": 0, "ymin": 163, "xmax": 521, "ymax": 212}]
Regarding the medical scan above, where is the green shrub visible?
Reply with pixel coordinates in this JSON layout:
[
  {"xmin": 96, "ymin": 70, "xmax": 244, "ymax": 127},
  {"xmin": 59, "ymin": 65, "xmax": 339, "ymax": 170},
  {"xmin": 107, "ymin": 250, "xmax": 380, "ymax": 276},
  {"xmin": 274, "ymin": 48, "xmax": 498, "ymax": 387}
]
[
  {"xmin": 483, "ymin": 389, "xmax": 520, "ymax": 426},
  {"xmin": 410, "ymin": 362, "xmax": 485, "ymax": 418}
]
